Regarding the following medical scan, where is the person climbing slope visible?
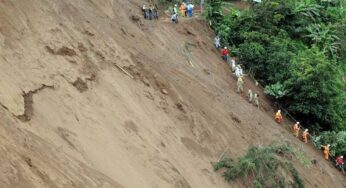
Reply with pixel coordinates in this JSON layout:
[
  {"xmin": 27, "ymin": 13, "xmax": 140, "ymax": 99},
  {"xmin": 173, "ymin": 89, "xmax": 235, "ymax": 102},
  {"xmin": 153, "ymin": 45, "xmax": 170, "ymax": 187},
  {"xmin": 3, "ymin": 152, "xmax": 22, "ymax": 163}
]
[
  {"xmin": 254, "ymin": 93, "xmax": 259, "ymax": 108},
  {"xmin": 302, "ymin": 129, "xmax": 308, "ymax": 143},
  {"xmin": 335, "ymin": 156, "xmax": 344, "ymax": 172},
  {"xmin": 214, "ymin": 35, "xmax": 220, "ymax": 49},
  {"xmin": 237, "ymin": 76, "xmax": 244, "ymax": 93},
  {"xmin": 248, "ymin": 89, "xmax": 253, "ymax": 103},
  {"xmin": 274, "ymin": 110, "xmax": 283, "ymax": 124},
  {"xmin": 221, "ymin": 47, "xmax": 229, "ymax": 62},
  {"xmin": 321, "ymin": 144, "xmax": 330, "ymax": 160},
  {"xmin": 292, "ymin": 122, "xmax": 300, "ymax": 137}
]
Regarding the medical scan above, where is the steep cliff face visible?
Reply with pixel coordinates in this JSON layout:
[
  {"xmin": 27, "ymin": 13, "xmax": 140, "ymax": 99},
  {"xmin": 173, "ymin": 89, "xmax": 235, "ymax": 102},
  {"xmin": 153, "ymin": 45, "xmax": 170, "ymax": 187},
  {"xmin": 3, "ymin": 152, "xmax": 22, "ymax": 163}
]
[{"xmin": 0, "ymin": 1, "xmax": 344, "ymax": 188}]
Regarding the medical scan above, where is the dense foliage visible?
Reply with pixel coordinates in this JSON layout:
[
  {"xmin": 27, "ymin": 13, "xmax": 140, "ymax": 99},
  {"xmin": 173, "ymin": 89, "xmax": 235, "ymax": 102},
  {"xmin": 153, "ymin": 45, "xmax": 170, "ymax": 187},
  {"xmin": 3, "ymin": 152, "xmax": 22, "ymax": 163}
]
[
  {"xmin": 205, "ymin": 0, "xmax": 346, "ymax": 132},
  {"xmin": 314, "ymin": 131, "xmax": 346, "ymax": 157},
  {"xmin": 214, "ymin": 143, "xmax": 305, "ymax": 188}
]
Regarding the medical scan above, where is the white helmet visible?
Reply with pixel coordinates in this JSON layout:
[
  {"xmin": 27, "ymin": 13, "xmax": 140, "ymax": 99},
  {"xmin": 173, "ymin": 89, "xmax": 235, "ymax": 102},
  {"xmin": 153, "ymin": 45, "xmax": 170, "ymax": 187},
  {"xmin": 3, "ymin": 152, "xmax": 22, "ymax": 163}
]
[
  {"xmin": 224, "ymin": 47, "xmax": 227, "ymax": 49},
  {"xmin": 327, "ymin": 144, "xmax": 330, "ymax": 147},
  {"xmin": 297, "ymin": 122, "xmax": 300, "ymax": 124},
  {"xmin": 305, "ymin": 129, "xmax": 308, "ymax": 132},
  {"xmin": 278, "ymin": 110, "xmax": 281, "ymax": 113},
  {"xmin": 341, "ymin": 156, "xmax": 343, "ymax": 158}
]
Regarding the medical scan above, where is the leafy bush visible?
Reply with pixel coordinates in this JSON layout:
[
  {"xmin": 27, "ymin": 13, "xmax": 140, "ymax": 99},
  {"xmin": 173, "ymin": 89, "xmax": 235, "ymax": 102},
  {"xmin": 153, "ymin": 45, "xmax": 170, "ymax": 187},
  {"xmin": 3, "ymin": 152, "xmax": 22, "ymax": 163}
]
[
  {"xmin": 214, "ymin": 143, "xmax": 305, "ymax": 188},
  {"xmin": 313, "ymin": 131, "xmax": 346, "ymax": 157},
  {"xmin": 264, "ymin": 83, "xmax": 287, "ymax": 99}
]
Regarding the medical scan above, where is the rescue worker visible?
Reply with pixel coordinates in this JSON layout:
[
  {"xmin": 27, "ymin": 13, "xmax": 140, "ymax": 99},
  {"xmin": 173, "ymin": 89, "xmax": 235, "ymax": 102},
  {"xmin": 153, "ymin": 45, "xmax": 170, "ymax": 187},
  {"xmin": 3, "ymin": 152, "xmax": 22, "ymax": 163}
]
[
  {"xmin": 237, "ymin": 76, "xmax": 244, "ymax": 93},
  {"xmin": 292, "ymin": 122, "xmax": 300, "ymax": 137},
  {"xmin": 254, "ymin": 93, "xmax": 259, "ymax": 108},
  {"xmin": 179, "ymin": 3, "xmax": 186, "ymax": 17},
  {"xmin": 248, "ymin": 89, "xmax": 253, "ymax": 103},
  {"xmin": 142, "ymin": 5, "xmax": 147, "ymax": 19},
  {"xmin": 221, "ymin": 47, "xmax": 229, "ymax": 62},
  {"xmin": 335, "ymin": 156, "xmax": 344, "ymax": 171},
  {"xmin": 302, "ymin": 129, "xmax": 308, "ymax": 143},
  {"xmin": 320, "ymin": 144, "xmax": 330, "ymax": 160},
  {"xmin": 274, "ymin": 110, "xmax": 283, "ymax": 124}
]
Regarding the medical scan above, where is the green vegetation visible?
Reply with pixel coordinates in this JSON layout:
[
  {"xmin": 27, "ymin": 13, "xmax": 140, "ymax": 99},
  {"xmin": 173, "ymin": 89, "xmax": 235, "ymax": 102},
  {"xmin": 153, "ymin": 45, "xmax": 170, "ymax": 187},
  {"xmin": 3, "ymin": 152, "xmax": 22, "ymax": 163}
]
[
  {"xmin": 214, "ymin": 143, "xmax": 305, "ymax": 188},
  {"xmin": 313, "ymin": 131, "xmax": 346, "ymax": 157},
  {"xmin": 205, "ymin": 0, "xmax": 346, "ymax": 132}
]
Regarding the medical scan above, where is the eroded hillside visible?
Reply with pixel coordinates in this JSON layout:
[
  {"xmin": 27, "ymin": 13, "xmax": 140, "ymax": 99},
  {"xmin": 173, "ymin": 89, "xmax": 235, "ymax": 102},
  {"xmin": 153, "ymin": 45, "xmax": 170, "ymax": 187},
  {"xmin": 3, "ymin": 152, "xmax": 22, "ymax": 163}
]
[{"xmin": 0, "ymin": 0, "xmax": 344, "ymax": 187}]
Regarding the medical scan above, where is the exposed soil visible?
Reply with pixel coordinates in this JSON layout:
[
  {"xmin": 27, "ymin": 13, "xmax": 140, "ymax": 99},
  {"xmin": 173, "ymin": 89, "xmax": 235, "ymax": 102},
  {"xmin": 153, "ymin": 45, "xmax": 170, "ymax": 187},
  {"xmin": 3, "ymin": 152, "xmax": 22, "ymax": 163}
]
[{"xmin": 0, "ymin": 0, "xmax": 344, "ymax": 188}]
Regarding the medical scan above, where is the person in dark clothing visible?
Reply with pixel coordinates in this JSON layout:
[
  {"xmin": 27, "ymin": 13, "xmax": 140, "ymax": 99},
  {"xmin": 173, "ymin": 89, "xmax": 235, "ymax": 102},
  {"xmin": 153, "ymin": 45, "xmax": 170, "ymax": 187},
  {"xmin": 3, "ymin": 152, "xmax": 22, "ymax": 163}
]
[
  {"xmin": 142, "ymin": 5, "xmax": 147, "ymax": 19},
  {"xmin": 148, "ymin": 5, "xmax": 153, "ymax": 20},
  {"xmin": 153, "ymin": 4, "xmax": 159, "ymax": 19}
]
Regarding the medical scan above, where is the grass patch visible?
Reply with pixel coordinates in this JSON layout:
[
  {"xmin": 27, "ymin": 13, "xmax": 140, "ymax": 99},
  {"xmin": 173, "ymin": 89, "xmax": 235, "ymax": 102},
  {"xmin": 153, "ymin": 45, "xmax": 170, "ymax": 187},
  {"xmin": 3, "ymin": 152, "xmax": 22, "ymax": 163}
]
[{"xmin": 214, "ymin": 143, "xmax": 305, "ymax": 188}]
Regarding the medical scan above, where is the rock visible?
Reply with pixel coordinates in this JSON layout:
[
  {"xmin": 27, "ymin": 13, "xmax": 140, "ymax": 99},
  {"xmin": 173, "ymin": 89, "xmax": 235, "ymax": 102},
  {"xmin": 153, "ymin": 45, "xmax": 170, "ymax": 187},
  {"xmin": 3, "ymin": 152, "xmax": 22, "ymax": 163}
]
[{"xmin": 161, "ymin": 89, "xmax": 168, "ymax": 95}]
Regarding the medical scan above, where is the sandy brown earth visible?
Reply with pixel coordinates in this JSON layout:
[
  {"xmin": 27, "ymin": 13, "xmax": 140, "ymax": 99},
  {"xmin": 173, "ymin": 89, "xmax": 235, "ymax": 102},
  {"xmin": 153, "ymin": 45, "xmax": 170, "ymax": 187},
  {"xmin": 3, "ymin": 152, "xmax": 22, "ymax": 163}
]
[{"xmin": 0, "ymin": 0, "xmax": 345, "ymax": 187}]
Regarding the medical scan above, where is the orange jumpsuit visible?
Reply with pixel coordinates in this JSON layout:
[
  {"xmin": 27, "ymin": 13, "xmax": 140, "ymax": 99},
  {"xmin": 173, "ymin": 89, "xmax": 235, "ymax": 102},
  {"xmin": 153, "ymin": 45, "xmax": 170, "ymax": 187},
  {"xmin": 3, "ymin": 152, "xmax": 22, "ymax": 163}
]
[
  {"xmin": 302, "ymin": 131, "xmax": 308, "ymax": 143},
  {"xmin": 179, "ymin": 4, "xmax": 186, "ymax": 17},
  {"xmin": 292, "ymin": 123, "xmax": 300, "ymax": 137},
  {"xmin": 322, "ymin": 145, "xmax": 330, "ymax": 160},
  {"xmin": 275, "ymin": 111, "xmax": 282, "ymax": 124}
]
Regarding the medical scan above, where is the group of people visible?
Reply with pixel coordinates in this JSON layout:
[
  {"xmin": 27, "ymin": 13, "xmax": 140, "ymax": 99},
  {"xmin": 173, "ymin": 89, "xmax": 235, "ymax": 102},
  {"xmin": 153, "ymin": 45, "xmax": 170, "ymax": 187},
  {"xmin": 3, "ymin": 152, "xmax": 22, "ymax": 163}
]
[
  {"xmin": 275, "ymin": 110, "xmax": 344, "ymax": 172},
  {"xmin": 171, "ymin": 2, "xmax": 195, "ymax": 24},
  {"xmin": 142, "ymin": 4, "xmax": 159, "ymax": 20},
  {"xmin": 214, "ymin": 27, "xmax": 345, "ymax": 174},
  {"xmin": 218, "ymin": 45, "xmax": 260, "ymax": 108},
  {"xmin": 178, "ymin": 2, "xmax": 194, "ymax": 17}
]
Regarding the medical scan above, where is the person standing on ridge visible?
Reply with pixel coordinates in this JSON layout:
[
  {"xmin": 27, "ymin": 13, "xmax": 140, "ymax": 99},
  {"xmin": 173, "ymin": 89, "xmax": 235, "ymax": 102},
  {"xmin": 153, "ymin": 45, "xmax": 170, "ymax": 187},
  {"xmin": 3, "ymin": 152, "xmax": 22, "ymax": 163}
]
[
  {"xmin": 321, "ymin": 144, "xmax": 330, "ymax": 160},
  {"xmin": 148, "ymin": 5, "xmax": 153, "ymax": 20},
  {"xmin": 237, "ymin": 76, "xmax": 244, "ymax": 93},
  {"xmin": 274, "ymin": 110, "xmax": 283, "ymax": 124},
  {"xmin": 292, "ymin": 122, "xmax": 300, "ymax": 137},
  {"xmin": 221, "ymin": 47, "xmax": 229, "ymax": 63},
  {"xmin": 173, "ymin": 4, "xmax": 178, "ymax": 14},
  {"xmin": 302, "ymin": 129, "xmax": 308, "ymax": 143},
  {"xmin": 142, "ymin": 5, "xmax": 147, "ymax": 19},
  {"xmin": 187, "ymin": 3, "xmax": 194, "ymax": 17},
  {"xmin": 180, "ymin": 2, "xmax": 186, "ymax": 17},
  {"xmin": 153, "ymin": 4, "xmax": 159, "ymax": 20}
]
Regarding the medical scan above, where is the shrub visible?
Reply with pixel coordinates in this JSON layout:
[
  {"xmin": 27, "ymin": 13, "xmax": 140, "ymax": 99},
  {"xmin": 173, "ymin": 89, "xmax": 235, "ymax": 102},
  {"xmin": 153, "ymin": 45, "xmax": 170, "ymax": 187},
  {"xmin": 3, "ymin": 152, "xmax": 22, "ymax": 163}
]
[{"xmin": 214, "ymin": 143, "xmax": 305, "ymax": 188}]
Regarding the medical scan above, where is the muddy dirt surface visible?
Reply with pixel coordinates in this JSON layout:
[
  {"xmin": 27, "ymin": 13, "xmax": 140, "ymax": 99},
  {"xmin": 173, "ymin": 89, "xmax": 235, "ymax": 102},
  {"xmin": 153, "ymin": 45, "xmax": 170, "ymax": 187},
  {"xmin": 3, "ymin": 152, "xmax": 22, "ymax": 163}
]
[{"xmin": 0, "ymin": 0, "xmax": 344, "ymax": 187}]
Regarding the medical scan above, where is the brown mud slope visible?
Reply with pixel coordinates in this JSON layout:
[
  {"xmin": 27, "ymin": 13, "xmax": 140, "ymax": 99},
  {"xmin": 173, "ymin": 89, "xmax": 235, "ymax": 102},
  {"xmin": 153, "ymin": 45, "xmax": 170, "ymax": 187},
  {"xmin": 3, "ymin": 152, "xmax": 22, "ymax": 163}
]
[{"xmin": 0, "ymin": 0, "xmax": 344, "ymax": 187}]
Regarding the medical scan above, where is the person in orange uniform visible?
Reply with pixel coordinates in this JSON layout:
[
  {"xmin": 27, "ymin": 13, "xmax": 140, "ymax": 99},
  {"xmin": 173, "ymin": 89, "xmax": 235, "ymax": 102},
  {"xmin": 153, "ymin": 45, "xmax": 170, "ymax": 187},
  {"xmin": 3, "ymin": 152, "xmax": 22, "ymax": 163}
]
[
  {"xmin": 320, "ymin": 144, "xmax": 330, "ymax": 160},
  {"xmin": 292, "ymin": 122, "xmax": 300, "ymax": 137},
  {"xmin": 302, "ymin": 129, "xmax": 308, "ymax": 143},
  {"xmin": 274, "ymin": 110, "xmax": 283, "ymax": 124},
  {"xmin": 179, "ymin": 3, "xmax": 186, "ymax": 17}
]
